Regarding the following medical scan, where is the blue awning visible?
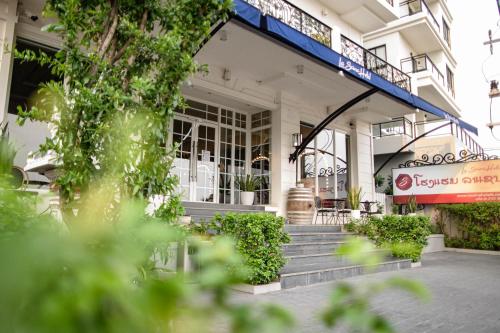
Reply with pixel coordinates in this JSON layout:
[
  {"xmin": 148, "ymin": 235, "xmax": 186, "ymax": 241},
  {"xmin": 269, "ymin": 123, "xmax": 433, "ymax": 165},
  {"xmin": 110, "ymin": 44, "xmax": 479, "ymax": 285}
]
[{"xmin": 232, "ymin": 0, "xmax": 478, "ymax": 135}]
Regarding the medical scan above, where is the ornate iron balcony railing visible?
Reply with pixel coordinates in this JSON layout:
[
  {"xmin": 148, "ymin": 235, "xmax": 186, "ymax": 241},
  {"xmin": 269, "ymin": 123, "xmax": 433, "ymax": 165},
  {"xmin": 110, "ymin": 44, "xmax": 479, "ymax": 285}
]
[
  {"xmin": 400, "ymin": 0, "xmax": 440, "ymax": 32},
  {"xmin": 244, "ymin": 0, "xmax": 332, "ymax": 47},
  {"xmin": 341, "ymin": 35, "xmax": 412, "ymax": 91}
]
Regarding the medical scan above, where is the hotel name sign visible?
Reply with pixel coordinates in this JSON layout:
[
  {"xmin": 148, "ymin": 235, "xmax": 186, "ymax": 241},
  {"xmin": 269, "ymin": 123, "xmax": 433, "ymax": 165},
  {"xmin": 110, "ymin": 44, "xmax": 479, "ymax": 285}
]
[
  {"xmin": 392, "ymin": 159, "xmax": 500, "ymax": 204},
  {"xmin": 338, "ymin": 58, "xmax": 372, "ymax": 81}
]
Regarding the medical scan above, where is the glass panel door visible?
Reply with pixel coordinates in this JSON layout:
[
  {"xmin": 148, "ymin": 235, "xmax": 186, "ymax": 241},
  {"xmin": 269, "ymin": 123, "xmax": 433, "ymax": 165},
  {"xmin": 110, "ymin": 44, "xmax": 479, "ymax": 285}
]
[
  {"xmin": 195, "ymin": 123, "xmax": 217, "ymax": 202},
  {"xmin": 172, "ymin": 118, "xmax": 194, "ymax": 200},
  {"xmin": 172, "ymin": 117, "xmax": 217, "ymax": 202}
]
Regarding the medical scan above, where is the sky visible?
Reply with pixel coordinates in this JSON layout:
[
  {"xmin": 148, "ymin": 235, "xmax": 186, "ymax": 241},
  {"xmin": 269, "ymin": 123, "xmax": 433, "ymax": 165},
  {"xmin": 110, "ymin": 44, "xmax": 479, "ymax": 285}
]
[{"xmin": 449, "ymin": 0, "xmax": 500, "ymax": 155}]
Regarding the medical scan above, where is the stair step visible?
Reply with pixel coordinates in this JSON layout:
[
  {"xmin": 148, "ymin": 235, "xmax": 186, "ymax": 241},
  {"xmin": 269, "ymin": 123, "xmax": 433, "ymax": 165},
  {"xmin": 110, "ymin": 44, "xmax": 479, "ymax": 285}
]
[
  {"xmin": 282, "ymin": 249, "xmax": 389, "ymax": 272},
  {"xmin": 283, "ymin": 241, "xmax": 345, "ymax": 256},
  {"xmin": 280, "ymin": 259, "xmax": 412, "ymax": 289},
  {"xmin": 284, "ymin": 225, "xmax": 342, "ymax": 233},
  {"xmin": 289, "ymin": 232, "xmax": 354, "ymax": 243}
]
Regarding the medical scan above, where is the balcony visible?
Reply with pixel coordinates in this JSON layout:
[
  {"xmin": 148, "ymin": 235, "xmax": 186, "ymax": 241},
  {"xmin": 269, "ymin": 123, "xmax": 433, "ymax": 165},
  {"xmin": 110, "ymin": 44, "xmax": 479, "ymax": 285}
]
[
  {"xmin": 373, "ymin": 118, "xmax": 484, "ymax": 156},
  {"xmin": 341, "ymin": 36, "xmax": 411, "ymax": 91},
  {"xmin": 415, "ymin": 120, "xmax": 484, "ymax": 155},
  {"xmin": 400, "ymin": 0, "xmax": 440, "ymax": 33},
  {"xmin": 364, "ymin": 0, "xmax": 454, "ymax": 62},
  {"xmin": 320, "ymin": 0, "xmax": 399, "ymax": 33},
  {"xmin": 400, "ymin": 54, "xmax": 459, "ymax": 116},
  {"xmin": 244, "ymin": 0, "xmax": 332, "ymax": 47},
  {"xmin": 372, "ymin": 117, "xmax": 415, "ymax": 155}
]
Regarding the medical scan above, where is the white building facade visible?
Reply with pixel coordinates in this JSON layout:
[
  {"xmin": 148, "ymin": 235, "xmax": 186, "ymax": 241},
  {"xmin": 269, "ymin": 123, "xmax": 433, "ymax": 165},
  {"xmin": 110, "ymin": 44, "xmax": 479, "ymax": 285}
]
[{"xmin": 0, "ymin": 0, "xmax": 480, "ymax": 217}]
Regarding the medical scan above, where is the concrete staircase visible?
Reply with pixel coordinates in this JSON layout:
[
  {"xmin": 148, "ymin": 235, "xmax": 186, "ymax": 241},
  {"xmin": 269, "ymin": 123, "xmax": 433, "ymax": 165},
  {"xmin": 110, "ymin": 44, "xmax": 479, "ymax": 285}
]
[
  {"xmin": 280, "ymin": 225, "xmax": 412, "ymax": 289},
  {"xmin": 182, "ymin": 201, "xmax": 268, "ymax": 223}
]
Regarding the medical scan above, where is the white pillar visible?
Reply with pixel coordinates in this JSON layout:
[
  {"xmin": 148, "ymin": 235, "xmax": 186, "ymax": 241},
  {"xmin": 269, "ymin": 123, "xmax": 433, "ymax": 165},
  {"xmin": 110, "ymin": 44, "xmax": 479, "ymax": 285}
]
[
  {"xmin": 271, "ymin": 92, "xmax": 300, "ymax": 217},
  {"xmin": 350, "ymin": 120, "xmax": 375, "ymax": 202},
  {"xmin": 0, "ymin": 0, "xmax": 18, "ymax": 125}
]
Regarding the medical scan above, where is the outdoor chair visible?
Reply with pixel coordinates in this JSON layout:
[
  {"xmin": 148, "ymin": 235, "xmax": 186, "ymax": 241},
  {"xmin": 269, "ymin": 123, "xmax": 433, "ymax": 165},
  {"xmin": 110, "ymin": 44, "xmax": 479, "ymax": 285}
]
[
  {"xmin": 334, "ymin": 199, "xmax": 351, "ymax": 225},
  {"xmin": 314, "ymin": 197, "xmax": 336, "ymax": 224}
]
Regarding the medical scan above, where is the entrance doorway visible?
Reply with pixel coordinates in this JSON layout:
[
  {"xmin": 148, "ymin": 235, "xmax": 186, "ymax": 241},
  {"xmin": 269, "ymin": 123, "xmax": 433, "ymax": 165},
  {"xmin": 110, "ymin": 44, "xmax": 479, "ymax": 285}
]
[{"xmin": 171, "ymin": 117, "xmax": 218, "ymax": 202}]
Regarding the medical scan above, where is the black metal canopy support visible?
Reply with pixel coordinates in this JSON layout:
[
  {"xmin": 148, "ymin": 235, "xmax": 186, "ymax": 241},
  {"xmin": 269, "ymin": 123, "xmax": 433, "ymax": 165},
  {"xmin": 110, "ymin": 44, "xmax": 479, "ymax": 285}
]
[
  {"xmin": 373, "ymin": 121, "xmax": 452, "ymax": 177},
  {"xmin": 289, "ymin": 88, "xmax": 379, "ymax": 163}
]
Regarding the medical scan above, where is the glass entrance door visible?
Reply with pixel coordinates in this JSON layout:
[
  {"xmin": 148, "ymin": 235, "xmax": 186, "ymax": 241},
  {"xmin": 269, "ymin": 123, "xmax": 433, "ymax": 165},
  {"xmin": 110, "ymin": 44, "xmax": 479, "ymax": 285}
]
[{"xmin": 172, "ymin": 117, "xmax": 217, "ymax": 202}]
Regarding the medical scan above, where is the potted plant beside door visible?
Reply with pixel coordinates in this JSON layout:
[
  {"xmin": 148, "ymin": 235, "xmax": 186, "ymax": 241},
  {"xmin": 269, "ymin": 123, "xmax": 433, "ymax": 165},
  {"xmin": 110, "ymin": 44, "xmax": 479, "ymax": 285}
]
[
  {"xmin": 347, "ymin": 187, "xmax": 363, "ymax": 219},
  {"xmin": 235, "ymin": 174, "xmax": 261, "ymax": 205}
]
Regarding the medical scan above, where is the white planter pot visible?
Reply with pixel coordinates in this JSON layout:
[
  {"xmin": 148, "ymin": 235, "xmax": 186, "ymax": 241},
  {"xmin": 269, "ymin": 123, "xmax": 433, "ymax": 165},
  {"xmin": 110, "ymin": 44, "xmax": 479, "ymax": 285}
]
[
  {"xmin": 351, "ymin": 210, "xmax": 361, "ymax": 219},
  {"xmin": 423, "ymin": 234, "xmax": 445, "ymax": 253},
  {"xmin": 240, "ymin": 191, "xmax": 255, "ymax": 205},
  {"xmin": 407, "ymin": 213, "xmax": 417, "ymax": 216},
  {"xmin": 231, "ymin": 282, "xmax": 281, "ymax": 295}
]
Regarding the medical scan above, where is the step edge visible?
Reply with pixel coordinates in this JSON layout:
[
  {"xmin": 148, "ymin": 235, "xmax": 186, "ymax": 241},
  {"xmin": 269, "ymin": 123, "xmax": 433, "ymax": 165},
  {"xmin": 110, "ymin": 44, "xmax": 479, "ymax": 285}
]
[
  {"xmin": 288, "ymin": 232, "xmax": 355, "ymax": 236},
  {"xmin": 279, "ymin": 259, "xmax": 411, "ymax": 277},
  {"xmin": 283, "ymin": 241, "xmax": 346, "ymax": 246},
  {"xmin": 285, "ymin": 249, "xmax": 387, "ymax": 259}
]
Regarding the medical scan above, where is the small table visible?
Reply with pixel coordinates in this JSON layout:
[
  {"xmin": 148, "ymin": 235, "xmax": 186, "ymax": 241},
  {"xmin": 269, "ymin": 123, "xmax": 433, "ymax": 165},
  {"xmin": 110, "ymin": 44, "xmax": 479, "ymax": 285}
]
[{"xmin": 361, "ymin": 201, "xmax": 378, "ymax": 217}]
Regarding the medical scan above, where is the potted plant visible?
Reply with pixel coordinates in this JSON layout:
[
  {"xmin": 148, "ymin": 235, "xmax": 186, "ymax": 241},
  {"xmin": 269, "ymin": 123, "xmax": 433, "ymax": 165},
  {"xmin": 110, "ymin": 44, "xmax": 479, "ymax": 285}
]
[
  {"xmin": 235, "ymin": 174, "xmax": 261, "ymax": 205},
  {"xmin": 347, "ymin": 187, "xmax": 363, "ymax": 219},
  {"xmin": 406, "ymin": 194, "xmax": 417, "ymax": 216}
]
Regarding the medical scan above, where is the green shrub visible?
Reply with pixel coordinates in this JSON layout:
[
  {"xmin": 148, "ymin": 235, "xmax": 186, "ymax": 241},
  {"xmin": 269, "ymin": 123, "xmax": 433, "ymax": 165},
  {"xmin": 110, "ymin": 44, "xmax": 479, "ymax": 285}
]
[
  {"xmin": 211, "ymin": 213, "xmax": 290, "ymax": 285},
  {"xmin": 437, "ymin": 203, "xmax": 500, "ymax": 251},
  {"xmin": 385, "ymin": 242, "xmax": 423, "ymax": 262},
  {"xmin": 353, "ymin": 215, "xmax": 431, "ymax": 261},
  {"xmin": 363, "ymin": 215, "xmax": 432, "ymax": 247}
]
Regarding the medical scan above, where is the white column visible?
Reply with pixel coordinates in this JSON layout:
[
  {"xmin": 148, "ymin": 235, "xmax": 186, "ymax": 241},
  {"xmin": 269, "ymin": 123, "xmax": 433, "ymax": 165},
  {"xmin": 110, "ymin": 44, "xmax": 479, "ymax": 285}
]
[
  {"xmin": 271, "ymin": 92, "xmax": 300, "ymax": 217},
  {"xmin": 349, "ymin": 120, "xmax": 375, "ymax": 202},
  {"xmin": 0, "ymin": 0, "xmax": 18, "ymax": 125}
]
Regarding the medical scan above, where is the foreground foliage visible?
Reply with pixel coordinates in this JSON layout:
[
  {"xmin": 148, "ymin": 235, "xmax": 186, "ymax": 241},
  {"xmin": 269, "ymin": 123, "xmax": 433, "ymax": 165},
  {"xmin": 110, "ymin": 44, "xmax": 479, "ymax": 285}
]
[
  {"xmin": 211, "ymin": 213, "xmax": 290, "ymax": 285},
  {"xmin": 437, "ymin": 203, "xmax": 500, "ymax": 251}
]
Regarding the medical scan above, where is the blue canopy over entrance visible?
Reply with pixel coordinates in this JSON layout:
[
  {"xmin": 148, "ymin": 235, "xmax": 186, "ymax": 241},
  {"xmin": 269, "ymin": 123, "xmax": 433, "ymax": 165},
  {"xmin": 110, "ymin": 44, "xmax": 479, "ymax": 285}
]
[{"xmin": 232, "ymin": 0, "xmax": 478, "ymax": 135}]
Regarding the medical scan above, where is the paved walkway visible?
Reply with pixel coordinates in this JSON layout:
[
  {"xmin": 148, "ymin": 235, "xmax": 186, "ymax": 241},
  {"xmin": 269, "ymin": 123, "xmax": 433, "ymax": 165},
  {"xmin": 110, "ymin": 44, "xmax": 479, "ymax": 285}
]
[{"xmin": 229, "ymin": 252, "xmax": 500, "ymax": 333}]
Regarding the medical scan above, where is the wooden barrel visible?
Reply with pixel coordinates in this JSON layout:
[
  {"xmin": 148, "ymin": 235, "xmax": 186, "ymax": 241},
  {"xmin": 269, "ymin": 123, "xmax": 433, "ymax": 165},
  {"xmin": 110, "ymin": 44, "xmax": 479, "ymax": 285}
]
[{"xmin": 287, "ymin": 187, "xmax": 315, "ymax": 225}]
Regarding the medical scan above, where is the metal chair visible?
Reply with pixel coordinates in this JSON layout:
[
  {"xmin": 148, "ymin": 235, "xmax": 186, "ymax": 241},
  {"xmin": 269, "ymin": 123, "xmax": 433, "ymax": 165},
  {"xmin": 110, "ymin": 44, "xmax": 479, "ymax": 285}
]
[
  {"xmin": 361, "ymin": 201, "xmax": 376, "ymax": 218},
  {"xmin": 334, "ymin": 199, "xmax": 351, "ymax": 225},
  {"xmin": 314, "ymin": 196, "xmax": 336, "ymax": 224}
]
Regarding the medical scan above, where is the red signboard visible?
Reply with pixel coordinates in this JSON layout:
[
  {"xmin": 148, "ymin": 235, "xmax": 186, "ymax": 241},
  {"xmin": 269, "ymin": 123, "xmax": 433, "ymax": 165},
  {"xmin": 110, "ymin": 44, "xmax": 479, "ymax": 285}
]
[{"xmin": 392, "ymin": 159, "xmax": 500, "ymax": 204}]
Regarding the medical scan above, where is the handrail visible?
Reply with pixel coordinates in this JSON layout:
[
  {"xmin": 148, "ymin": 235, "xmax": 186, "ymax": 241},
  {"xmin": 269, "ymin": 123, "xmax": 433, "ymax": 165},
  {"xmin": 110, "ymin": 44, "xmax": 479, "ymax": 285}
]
[
  {"xmin": 414, "ymin": 120, "xmax": 484, "ymax": 154},
  {"xmin": 400, "ymin": 0, "xmax": 440, "ymax": 32},
  {"xmin": 244, "ymin": 0, "xmax": 332, "ymax": 47},
  {"xmin": 400, "ymin": 54, "xmax": 457, "ymax": 98},
  {"xmin": 372, "ymin": 117, "xmax": 413, "ymax": 138},
  {"xmin": 341, "ymin": 35, "xmax": 411, "ymax": 91}
]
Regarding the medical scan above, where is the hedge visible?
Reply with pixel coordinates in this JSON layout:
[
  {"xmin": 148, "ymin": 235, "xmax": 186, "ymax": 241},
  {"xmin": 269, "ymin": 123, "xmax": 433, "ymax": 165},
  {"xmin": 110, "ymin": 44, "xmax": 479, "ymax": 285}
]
[
  {"xmin": 349, "ymin": 215, "xmax": 432, "ymax": 262},
  {"xmin": 437, "ymin": 203, "xmax": 500, "ymax": 251},
  {"xmin": 211, "ymin": 213, "xmax": 290, "ymax": 285}
]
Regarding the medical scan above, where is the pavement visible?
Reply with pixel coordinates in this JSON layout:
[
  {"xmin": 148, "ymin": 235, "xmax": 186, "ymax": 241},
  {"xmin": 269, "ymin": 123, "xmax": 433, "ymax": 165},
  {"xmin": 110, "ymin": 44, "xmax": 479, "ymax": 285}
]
[{"xmin": 228, "ymin": 252, "xmax": 500, "ymax": 333}]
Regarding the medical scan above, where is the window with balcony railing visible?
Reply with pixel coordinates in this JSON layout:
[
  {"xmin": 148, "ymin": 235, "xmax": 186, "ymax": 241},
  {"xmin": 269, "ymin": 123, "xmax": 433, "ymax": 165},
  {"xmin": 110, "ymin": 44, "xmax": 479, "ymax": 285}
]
[
  {"xmin": 401, "ymin": 53, "xmax": 447, "ymax": 85},
  {"xmin": 400, "ymin": 0, "xmax": 440, "ymax": 33},
  {"xmin": 446, "ymin": 65, "xmax": 455, "ymax": 98},
  {"xmin": 442, "ymin": 18, "xmax": 451, "ymax": 48},
  {"xmin": 341, "ymin": 36, "xmax": 412, "ymax": 91},
  {"xmin": 372, "ymin": 118, "xmax": 414, "ymax": 138},
  {"xmin": 243, "ymin": 0, "xmax": 332, "ymax": 47}
]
